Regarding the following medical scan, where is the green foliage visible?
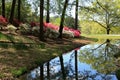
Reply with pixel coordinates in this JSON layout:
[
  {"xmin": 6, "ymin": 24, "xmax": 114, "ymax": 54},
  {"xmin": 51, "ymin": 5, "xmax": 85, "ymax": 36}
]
[
  {"xmin": 64, "ymin": 16, "xmax": 75, "ymax": 29},
  {"xmin": 111, "ymin": 27, "xmax": 120, "ymax": 34},
  {"xmin": 80, "ymin": 21, "xmax": 106, "ymax": 34},
  {"xmin": 50, "ymin": 17, "xmax": 61, "ymax": 25},
  {"xmin": 0, "ymin": 0, "xmax": 32, "ymax": 22},
  {"xmin": 80, "ymin": 0, "xmax": 120, "ymax": 34},
  {"xmin": 0, "ymin": 73, "xmax": 5, "ymax": 78},
  {"xmin": 11, "ymin": 67, "xmax": 27, "ymax": 77}
]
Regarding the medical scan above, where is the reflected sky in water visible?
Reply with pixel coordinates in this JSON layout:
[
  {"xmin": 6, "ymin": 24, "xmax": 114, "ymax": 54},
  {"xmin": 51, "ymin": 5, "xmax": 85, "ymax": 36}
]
[{"xmin": 27, "ymin": 39, "xmax": 120, "ymax": 80}]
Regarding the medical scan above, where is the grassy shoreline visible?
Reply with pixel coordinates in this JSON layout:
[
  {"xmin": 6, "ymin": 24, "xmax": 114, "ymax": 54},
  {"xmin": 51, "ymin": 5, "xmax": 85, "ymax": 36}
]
[
  {"xmin": 82, "ymin": 34, "xmax": 120, "ymax": 39},
  {"xmin": 0, "ymin": 32, "xmax": 95, "ymax": 79}
]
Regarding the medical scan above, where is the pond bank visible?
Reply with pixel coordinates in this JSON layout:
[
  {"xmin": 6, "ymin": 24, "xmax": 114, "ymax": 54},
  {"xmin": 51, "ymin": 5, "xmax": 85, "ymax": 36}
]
[{"xmin": 0, "ymin": 33, "xmax": 96, "ymax": 79}]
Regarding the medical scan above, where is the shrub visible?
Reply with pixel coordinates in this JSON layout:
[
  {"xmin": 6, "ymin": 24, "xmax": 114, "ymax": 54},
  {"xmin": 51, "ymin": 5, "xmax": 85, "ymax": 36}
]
[
  {"xmin": 63, "ymin": 30, "xmax": 74, "ymax": 38},
  {"xmin": 32, "ymin": 26, "xmax": 40, "ymax": 36},
  {"xmin": 0, "ymin": 15, "xmax": 8, "ymax": 25},
  {"xmin": 7, "ymin": 24, "xmax": 17, "ymax": 33},
  {"xmin": 45, "ymin": 28, "xmax": 59, "ymax": 38},
  {"xmin": 0, "ymin": 15, "xmax": 8, "ymax": 30},
  {"xmin": 30, "ymin": 22, "xmax": 39, "ymax": 27},
  {"xmin": 13, "ymin": 19, "xmax": 22, "ymax": 27},
  {"xmin": 44, "ymin": 22, "xmax": 59, "ymax": 30},
  {"xmin": 19, "ymin": 23, "xmax": 31, "ymax": 34}
]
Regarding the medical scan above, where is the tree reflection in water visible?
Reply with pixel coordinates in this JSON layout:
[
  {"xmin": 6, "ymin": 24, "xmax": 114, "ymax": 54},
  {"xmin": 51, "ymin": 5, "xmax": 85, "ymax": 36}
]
[
  {"xmin": 26, "ymin": 39, "xmax": 120, "ymax": 80},
  {"xmin": 79, "ymin": 39, "xmax": 120, "ymax": 80}
]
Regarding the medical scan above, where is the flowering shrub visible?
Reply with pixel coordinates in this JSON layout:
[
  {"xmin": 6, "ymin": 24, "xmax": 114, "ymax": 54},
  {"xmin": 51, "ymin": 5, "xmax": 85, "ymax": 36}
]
[
  {"xmin": 44, "ymin": 22, "xmax": 81, "ymax": 37},
  {"xmin": 29, "ymin": 22, "xmax": 81, "ymax": 38},
  {"xmin": 44, "ymin": 23, "xmax": 59, "ymax": 30},
  {"xmin": 0, "ymin": 15, "xmax": 8, "ymax": 26},
  {"xmin": 45, "ymin": 28, "xmax": 59, "ymax": 38},
  {"xmin": 30, "ymin": 22, "xmax": 39, "ymax": 27},
  {"xmin": 32, "ymin": 26, "xmax": 40, "ymax": 36},
  {"xmin": 19, "ymin": 23, "xmax": 31, "ymax": 34},
  {"xmin": 63, "ymin": 30, "xmax": 74, "ymax": 38},
  {"xmin": 7, "ymin": 24, "xmax": 17, "ymax": 33},
  {"xmin": 68, "ymin": 29, "xmax": 80, "ymax": 37},
  {"xmin": 13, "ymin": 19, "xmax": 22, "ymax": 27}
]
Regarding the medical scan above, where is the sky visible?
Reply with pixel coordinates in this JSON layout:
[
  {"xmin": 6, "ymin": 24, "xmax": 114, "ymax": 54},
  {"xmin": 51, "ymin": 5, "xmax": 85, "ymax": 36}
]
[{"xmin": 26, "ymin": 0, "xmax": 91, "ymax": 18}]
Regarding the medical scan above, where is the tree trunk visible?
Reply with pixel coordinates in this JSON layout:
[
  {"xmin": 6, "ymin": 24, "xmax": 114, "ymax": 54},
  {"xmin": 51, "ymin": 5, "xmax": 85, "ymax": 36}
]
[
  {"xmin": 9, "ymin": 0, "xmax": 17, "ymax": 24},
  {"xmin": 39, "ymin": 0, "xmax": 45, "ymax": 41},
  {"xmin": 46, "ymin": 0, "xmax": 50, "ymax": 23},
  {"xmin": 75, "ymin": 0, "xmax": 78, "ymax": 30},
  {"xmin": 18, "ymin": 0, "xmax": 21, "ymax": 21},
  {"xmin": 107, "ymin": 26, "xmax": 110, "ymax": 34},
  {"xmin": 2, "ymin": 0, "xmax": 5, "ymax": 17},
  {"xmin": 58, "ymin": 0, "xmax": 69, "ymax": 39}
]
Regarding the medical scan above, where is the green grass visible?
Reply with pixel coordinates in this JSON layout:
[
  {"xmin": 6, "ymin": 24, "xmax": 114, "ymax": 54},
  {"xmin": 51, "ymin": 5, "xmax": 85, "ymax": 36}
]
[
  {"xmin": 82, "ymin": 34, "xmax": 120, "ymax": 39},
  {"xmin": 0, "ymin": 32, "xmax": 35, "ymax": 43}
]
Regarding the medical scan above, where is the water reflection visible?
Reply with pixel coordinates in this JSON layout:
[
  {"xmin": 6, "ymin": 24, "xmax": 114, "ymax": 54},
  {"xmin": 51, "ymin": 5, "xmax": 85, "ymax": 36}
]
[{"xmin": 26, "ymin": 39, "xmax": 120, "ymax": 80}]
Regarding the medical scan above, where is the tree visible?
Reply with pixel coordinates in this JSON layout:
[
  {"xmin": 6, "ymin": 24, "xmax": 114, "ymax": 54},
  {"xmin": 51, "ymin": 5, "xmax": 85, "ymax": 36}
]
[
  {"xmin": 46, "ymin": 0, "xmax": 50, "ymax": 23},
  {"xmin": 80, "ymin": 0, "xmax": 120, "ymax": 34},
  {"xmin": 58, "ymin": 0, "xmax": 69, "ymax": 38},
  {"xmin": 75, "ymin": 0, "xmax": 79, "ymax": 30},
  {"xmin": 18, "ymin": 0, "xmax": 21, "ymax": 21},
  {"xmin": 39, "ymin": 0, "xmax": 45, "ymax": 41},
  {"xmin": 9, "ymin": 0, "xmax": 17, "ymax": 24},
  {"xmin": 2, "ymin": 0, "xmax": 5, "ymax": 17},
  {"xmin": 49, "ymin": 0, "xmax": 65, "ymax": 16}
]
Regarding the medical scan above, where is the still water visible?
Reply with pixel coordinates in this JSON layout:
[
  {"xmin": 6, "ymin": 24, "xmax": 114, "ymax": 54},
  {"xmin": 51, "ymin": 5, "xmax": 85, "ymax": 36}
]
[{"xmin": 27, "ymin": 39, "xmax": 120, "ymax": 80}]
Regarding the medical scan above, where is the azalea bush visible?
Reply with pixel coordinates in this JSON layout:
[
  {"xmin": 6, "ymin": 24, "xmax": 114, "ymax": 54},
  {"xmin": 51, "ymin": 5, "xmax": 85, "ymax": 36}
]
[
  {"xmin": 7, "ymin": 24, "xmax": 17, "ymax": 33},
  {"xmin": 0, "ymin": 15, "xmax": 8, "ymax": 30},
  {"xmin": 19, "ymin": 23, "xmax": 31, "ymax": 34},
  {"xmin": 13, "ymin": 19, "xmax": 22, "ymax": 27},
  {"xmin": 32, "ymin": 26, "xmax": 40, "ymax": 36},
  {"xmin": 30, "ymin": 22, "xmax": 39, "ymax": 27},
  {"xmin": 44, "ymin": 23, "xmax": 59, "ymax": 30},
  {"xmin": 44, "ymin": 22, "xmax": 81, "ymax": 38},
  {"xmin": 63, "ymin": 30, "xmax": 74, "ymax": 38},
  {"xmin": 0, "ymin": 15, "xmax": 8, "ymax": 25},
  {"xmin": 45, "ymin": 28, "xmax": 59, "ymax": 38},
  {"xmin": 29, "ymin": 22, "xmax": 81, "ymax": 38}
]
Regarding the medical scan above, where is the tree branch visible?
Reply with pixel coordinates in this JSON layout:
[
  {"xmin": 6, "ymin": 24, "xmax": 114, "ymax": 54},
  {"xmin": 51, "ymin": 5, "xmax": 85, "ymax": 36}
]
[{"xmin": 92, "ymin": 19, "xmax": 107, "ymax": 29}]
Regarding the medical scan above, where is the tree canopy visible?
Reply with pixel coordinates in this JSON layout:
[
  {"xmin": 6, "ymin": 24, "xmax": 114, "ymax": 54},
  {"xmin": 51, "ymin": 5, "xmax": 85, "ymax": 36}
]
[{"xmin": 80, "ymin": 0, "xmax": 120, "ymax": 34}]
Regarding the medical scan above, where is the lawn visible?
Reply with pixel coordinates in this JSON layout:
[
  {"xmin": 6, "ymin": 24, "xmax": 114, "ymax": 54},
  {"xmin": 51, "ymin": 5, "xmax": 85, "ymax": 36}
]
[{"xmin": 82, "ymin": 34, "xmax": 120, "ymax": 39}]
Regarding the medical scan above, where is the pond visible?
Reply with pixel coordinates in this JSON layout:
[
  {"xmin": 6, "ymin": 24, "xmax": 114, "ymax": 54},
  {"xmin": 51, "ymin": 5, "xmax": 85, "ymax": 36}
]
[{"xmin": 26, "ymin": 39, "xmax": 120, "ymax": 80}]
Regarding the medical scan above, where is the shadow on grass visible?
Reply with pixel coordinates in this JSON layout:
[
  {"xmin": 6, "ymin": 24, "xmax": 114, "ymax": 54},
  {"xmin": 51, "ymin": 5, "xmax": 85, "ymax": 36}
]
[
  {"xmin": 0, "ymin": 42, "xmax": 45, "ymax": 50},
  {"xmin": 0, "ymin": 32, "xmax": 45, "ymax": 50}
]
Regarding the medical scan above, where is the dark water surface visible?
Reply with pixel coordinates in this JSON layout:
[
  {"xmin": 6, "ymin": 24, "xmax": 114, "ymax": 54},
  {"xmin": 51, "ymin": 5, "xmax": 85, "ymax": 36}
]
[{"xmin": 26, "ymin": 39, "xmax": 120, "ymax": 80}]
